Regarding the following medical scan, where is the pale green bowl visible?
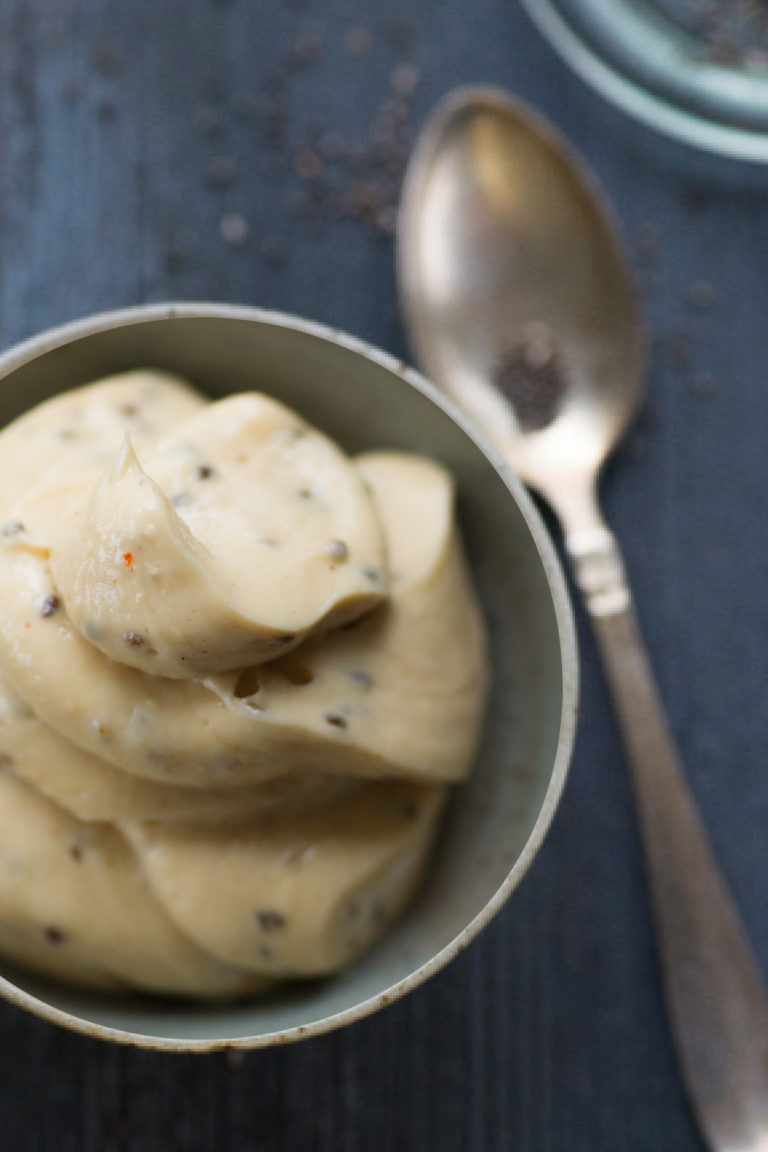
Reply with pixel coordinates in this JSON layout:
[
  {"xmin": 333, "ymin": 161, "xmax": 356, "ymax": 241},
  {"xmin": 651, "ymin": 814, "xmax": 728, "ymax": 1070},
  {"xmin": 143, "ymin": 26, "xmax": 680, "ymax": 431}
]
[{"xmin": 0, "ymin": 303, "xmax": 577, "ymax": 1050}]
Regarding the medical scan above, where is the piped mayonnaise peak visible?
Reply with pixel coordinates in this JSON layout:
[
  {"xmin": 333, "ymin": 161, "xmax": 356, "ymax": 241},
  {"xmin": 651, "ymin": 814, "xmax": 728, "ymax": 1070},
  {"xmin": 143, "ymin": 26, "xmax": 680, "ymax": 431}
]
[{"xmin": 53, "ymin": 394, "xmax": 388, "ymax": 678}]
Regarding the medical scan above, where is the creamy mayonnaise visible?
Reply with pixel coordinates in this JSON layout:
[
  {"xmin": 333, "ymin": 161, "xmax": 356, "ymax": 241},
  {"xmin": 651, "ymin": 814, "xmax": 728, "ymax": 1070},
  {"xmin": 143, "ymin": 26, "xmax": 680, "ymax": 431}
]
[{"xmin": 0, "ymin": 371, "xmax": 489, "ymax": 997}]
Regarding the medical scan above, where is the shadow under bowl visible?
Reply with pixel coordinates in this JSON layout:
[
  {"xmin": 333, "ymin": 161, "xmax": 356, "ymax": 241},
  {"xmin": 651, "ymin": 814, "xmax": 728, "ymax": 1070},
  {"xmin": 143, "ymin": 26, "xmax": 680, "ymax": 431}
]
[{"xmin": 0, "ymin": 303, "xmax": 577, "ymax": 1050}]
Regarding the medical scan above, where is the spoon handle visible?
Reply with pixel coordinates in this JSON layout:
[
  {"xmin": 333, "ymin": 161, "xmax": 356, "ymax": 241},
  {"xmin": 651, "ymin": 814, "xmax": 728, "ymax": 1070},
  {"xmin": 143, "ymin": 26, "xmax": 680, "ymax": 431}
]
[{"xmin": 568, "ymin": 510, "xmax": 768, "ymax": 1152}]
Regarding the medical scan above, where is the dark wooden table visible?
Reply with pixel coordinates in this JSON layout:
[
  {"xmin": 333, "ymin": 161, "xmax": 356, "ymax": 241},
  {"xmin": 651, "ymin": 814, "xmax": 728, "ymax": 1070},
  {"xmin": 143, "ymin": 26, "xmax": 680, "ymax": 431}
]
[{"xmin": 1, "ymin": 2, "xmax": 766, "ymax": 1148}]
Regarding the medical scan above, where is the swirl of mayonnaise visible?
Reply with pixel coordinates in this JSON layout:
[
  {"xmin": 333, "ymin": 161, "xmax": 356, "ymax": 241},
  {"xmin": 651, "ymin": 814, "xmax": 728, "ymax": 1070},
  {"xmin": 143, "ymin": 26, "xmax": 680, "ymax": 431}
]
[{"xmin": 0, "ymin": 372, "xmax": 488, "ymax": 996}]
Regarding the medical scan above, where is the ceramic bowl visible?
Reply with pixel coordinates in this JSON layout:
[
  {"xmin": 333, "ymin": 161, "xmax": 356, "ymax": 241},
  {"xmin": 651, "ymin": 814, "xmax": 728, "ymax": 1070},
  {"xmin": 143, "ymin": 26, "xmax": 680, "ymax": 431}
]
[{"xmin": 0, "ymin": 303, "xmax": 577, "ymax": 1050}]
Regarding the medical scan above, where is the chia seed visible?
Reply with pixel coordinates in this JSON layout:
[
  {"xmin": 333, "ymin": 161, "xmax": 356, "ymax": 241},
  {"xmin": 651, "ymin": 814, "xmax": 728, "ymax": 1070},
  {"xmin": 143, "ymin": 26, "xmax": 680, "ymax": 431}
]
[{"xmin": 40, "ymin": 595, "xmax": 61, "ymax": 618}]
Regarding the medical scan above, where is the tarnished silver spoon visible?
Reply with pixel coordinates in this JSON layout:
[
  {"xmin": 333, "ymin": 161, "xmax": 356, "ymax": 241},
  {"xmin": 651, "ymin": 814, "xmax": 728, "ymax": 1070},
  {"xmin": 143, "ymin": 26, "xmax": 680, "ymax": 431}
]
[{"xmin": 398, "ymin": 86, "xmax": 768, "ymax": 1152}]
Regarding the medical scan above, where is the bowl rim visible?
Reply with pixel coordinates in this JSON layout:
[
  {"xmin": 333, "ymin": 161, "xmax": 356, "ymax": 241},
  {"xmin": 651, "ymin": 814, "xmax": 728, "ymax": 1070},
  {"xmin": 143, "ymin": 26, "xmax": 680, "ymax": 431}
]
[{"xmin": 0, "ymin": 301, "xmax": 578, "ymax": 1051}]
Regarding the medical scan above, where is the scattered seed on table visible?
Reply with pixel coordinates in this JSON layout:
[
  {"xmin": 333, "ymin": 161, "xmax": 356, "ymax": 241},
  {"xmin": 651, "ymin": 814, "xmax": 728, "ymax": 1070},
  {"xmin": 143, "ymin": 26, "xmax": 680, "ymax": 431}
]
[
  {"xmin": 60, "ymin": 76, "xmax": 84, "ymax": 103},
  {"xmin": 207, "ymin": 156, "xmax": 236, "ymax": 189},
  {"xmin": 666, "ymin": 332, "xmax": 691, "ymax": 371},
  {"xmin": 687, "ymin": 280, "xmax": 716, "ymax": 312},
  {"xmin": 344, "ymin": 25, "xmax": 372, "ymax": 54},
  {"xmin": 692, "ymin": 371, "xmax": 717, "ymax": 396},
  {"xmin": 294, "ymin": 146, "xmax": 322, "ymax": 181},
  {"xmin": 391, "ymin": 63, "xmax": 420, "ymax": 95},
  {"xmin": 192, "ymin": 103, "xmax": 221, "ymax": 137},
  {"xmin": 260, "ymin": 239, "xmax": 288, "ymax": 268},
  {"xmin": 93, "ymin": 44, "xmax": 120, "ymax": 74},
  {"xmin": 96, "ymin": 96, "xmax": 118, "ymax": 122},
  {"xmin": 286, "ymin": 21, "xmax": 325, "ymax": 68},
  {"xmin": 219, "ymin": 212, "xmax": 249, "ymax": 244}
]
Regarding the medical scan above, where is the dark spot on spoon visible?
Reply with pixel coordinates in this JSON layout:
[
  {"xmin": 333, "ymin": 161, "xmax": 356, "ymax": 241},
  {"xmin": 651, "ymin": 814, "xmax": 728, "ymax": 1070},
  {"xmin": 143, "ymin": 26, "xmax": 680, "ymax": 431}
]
[{"xmin": 493, "ymin": 322, "xmax": 567, "ymax": 432}]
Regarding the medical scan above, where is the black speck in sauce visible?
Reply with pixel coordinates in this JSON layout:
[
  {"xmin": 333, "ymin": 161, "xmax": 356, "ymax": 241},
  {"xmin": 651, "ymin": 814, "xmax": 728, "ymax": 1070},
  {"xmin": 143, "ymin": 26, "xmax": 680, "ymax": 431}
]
[
  {"xmin": 40, "ymin": 595, "xmax": 61, "ymax": 618},
  {"xmin": 256, "ymin": 910, "xmax": 287, "ymax": 932},
  {"xmin": 123, "ymin": 631, "xmax": 145, "ymax": 647},
  {"xmin": 171, "ymin": 491, "xmax": 192, "ymax": 507},
  {"xmin": 69, "ymin": 844, "xmax": 83, "ymax": 863},
  {"xmin": 298, "ymin": 487, "xmax": 312, "ymax": 500},
  {"xmin": 349, "ymin": 669, "xmax": 372, "ymax": 689},
  {"xmin": 1, "ymin": 520, "xmax": 24, "ymax": 538},
  {"xmin": 43, "ymin": 925, "xmax": 66, "ymax": 945},
  {"xmin": 493, "ymin": 323, "xmax": 567, "ymax": 432},
  {"xmin": 325, "ymin": 713, "xmax": 348, "ymax": 729},
  {"xmin": 194, "ymin": 464, "xmax": 216, "ymax": 480},
  {"xmin": 119, "ymin": 402, "xmax": 138, "ymax": 417},
  {"xmin": 363, "ymin": 567, "xmax": 380, "ymax": 583}
]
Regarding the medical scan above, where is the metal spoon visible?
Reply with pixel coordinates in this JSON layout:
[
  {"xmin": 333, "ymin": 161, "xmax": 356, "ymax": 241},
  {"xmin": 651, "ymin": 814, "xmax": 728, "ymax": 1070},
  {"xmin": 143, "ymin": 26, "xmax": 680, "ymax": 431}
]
[{"xmin": 398, "ymin": 86, "xmax": 768, "ymax": 1152}]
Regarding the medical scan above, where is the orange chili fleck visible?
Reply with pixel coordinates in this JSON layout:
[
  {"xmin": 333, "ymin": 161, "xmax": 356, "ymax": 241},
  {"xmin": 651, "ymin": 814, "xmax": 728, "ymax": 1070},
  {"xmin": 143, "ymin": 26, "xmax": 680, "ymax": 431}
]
[{"xmin": 122, "ymin": 552, "xmax": 134, "ymax": 568}]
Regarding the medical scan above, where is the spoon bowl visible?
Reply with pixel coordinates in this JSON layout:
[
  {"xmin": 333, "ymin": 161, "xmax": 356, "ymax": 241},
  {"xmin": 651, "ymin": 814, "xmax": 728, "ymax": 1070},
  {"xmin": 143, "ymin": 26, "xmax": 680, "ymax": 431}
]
[{"xmin": 398, "ymin": 87, "xmax": 643, "ymax": 513}]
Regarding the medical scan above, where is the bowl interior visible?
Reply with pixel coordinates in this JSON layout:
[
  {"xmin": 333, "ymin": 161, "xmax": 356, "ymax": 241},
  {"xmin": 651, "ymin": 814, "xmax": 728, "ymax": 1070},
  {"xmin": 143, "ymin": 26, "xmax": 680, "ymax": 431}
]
[{"xmin": 0, "ymin": 309, "xmax": 572, "ymax": 1047}]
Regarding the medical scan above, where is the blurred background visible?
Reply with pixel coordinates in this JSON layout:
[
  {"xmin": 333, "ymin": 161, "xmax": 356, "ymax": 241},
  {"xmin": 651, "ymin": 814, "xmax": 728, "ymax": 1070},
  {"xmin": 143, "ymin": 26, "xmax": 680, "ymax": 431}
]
[{"xmin": 1, "ymin": 1, "xmax": 767, "ymax": 1148}]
